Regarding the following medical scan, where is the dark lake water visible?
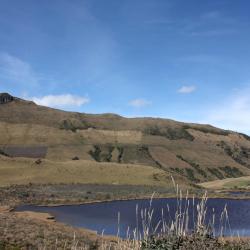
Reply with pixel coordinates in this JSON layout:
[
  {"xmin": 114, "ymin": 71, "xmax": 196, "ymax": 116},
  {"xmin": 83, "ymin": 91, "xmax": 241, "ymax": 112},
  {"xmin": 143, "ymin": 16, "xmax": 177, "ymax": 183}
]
[{"xmin": 15, "ymin": 198, "xmax": 250, "ymax": 238}]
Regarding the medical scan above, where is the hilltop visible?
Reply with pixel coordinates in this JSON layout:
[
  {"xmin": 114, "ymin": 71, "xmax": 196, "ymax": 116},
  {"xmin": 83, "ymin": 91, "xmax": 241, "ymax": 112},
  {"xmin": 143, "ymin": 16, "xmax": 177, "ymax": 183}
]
[{"xmin": 0, "ymin": 93, "xmax": 250, "ymax": 189}]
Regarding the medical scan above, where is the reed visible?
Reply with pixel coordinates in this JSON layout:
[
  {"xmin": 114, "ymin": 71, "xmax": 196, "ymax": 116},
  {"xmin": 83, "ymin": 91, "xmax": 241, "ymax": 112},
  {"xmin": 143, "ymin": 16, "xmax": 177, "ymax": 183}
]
[
  {"xmin": 43, "ymin": 178, "xmax": 249, "ymax": 249},
  {"xmin": 90, "ymin": 177, "xmax": 233, "ymax": 250}
]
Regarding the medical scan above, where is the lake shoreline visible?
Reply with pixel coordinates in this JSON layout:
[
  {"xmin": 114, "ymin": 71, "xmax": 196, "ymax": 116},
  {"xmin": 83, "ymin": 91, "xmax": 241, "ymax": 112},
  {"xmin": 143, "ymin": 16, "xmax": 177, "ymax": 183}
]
[
  {"xmin": 3, "ymin": 186, "xmax": 250, "ymax": 249},
  {"xmin": 0, "ymin": 205, "xmax": 116, "ymax": 249},
  {"xmin": 2, "ymin": 183, "xmax": 250, "ymax": 210},
  {"xmin": 14, "ymin": 196, "xmax": 250, "ymax": 239},
  {"xmin": 13, "ymin": 190, "xmax": 250, "ymax": 208}
]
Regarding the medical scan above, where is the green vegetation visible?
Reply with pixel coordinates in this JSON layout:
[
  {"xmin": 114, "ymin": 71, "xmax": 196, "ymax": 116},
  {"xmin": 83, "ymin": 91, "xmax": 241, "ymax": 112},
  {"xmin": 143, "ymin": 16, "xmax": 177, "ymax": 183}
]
[
  {"xmin": 207, "ymin": 168, "xmax": 224, "ymax": 179},
  {"xmin": 176, "ymin": 155, "xmax": 207, "ymax": 179},
  {"xmin": 59, "ymin": 118, "xmax": 92, "ymax": 132},
  {"xmin": 117, "ymin": 146, "xmax": 124, "ymax": 163},
  {"xmin": 88, "ymin": 144, "xmax": 164, "ymax": 171},
  {"xmin": 241, "ymin": 147, "xmax": 250, "ymax": 158},
  {"xmin": 89, "ymin": 145, "xmax": 102, "ymax": 161},
  {"xmin": 89, "ymin": 145, "xmax": 114, "ymax": 162},
  {"xmin": 185, "ymin": 168, "xmax": 199, "ymax": 182},
  {"xmin": 0, "ymin": 183, "xmax": 179, "ymax": 207},
  {"xmin": 141, "ymin": 234, "xmax": 223, "ymax": 250},
  {"xmin": 59, "ymin": 119, "xmax": 78, "ymax": 132},
  {"xmin": 192, "ymin": 164, "xmax": 207, "ymax": 178},
  {"xmin": 0, "ymin": 149, "xmax": 9, "ymax": 157},
  {"xmin": 105, "ymin": 146, "xmax": 114, "ymax": 162},
  {"xmin": 218, "ymin": 141, "xmax": 250, "ymax": 168},
  {"xmin": 144, "ymin": 125, "xmax": 194, "ymax": 141},
  {"xmin": 170, "ymin": 167, "xmax": 185, "ymax": 175},
  {"xmin": 0, "ymin": 241, "xmax": 21, "ymax": 250},
  {"xmin": 219, "ymin": 166, "xmax": 243, "ymax": 178}
]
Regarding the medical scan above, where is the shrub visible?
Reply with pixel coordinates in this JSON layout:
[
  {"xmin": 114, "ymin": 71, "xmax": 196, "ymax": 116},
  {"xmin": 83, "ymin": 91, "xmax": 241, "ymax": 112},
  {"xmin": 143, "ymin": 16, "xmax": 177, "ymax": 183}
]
[
  {"xmin": 117, "ymin": 147, "xmax": 124, "ymax": 163},
  {"xmin": 185, "ymin": 168, "xmax": 199, "ymax": 182},
  {"xmin": 144, "ymin": 126, "xmax": 194, "ymax": 141},
  {"xmin": 207, "ymin": 168, "xmax": 224, "ymax": 179},
  {"xmin": 176, "ymin": 155, "xmax": 207, "ymax": 179},
  {"xmin": 170, "ymin": 167, "xmax": 185, "ymax": 175},
  {"xmin": 89, "ymin": 145, "xmax": 101, "ymax": 162},
  {"xmin": 219, "ymin": 166, "xmax": 243, "ymax": 178}
]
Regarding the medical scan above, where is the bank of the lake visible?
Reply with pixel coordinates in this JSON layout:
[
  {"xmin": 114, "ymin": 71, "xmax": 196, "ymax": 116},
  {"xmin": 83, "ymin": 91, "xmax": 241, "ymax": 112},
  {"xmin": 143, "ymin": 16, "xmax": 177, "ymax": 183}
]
[
  {"xmin": 0, "ymin": 205, "xmax": 116, "ymax": 249},
  {"xmin": 15, "ymin": 197, "xmax": 250, "ymax": 238},
  {"xmin": 2, "ymin": 183, "xmax": 250, "ymax": 209},
  {"xmin": 2, "ymin": 184, "xmax": 250, "ymax": 249}
]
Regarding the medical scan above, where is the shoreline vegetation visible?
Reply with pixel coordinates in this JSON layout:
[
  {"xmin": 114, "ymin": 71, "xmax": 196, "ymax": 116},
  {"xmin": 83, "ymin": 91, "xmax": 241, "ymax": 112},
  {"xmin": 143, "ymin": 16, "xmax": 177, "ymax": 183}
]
[
  {"xmin": 1, "ymin": 183, "xmax": 250, "ymax": 209},
  {"xmin": 1, "ymin": 181, "xmax": 250, "ymax": 249}
]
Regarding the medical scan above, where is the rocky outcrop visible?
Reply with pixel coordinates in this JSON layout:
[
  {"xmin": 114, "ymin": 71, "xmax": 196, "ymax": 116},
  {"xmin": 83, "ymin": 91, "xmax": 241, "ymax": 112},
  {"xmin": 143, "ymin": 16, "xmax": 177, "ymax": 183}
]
[{"xmin": 0, "ymin": 93, "xmax": 14, "ymax": 104}]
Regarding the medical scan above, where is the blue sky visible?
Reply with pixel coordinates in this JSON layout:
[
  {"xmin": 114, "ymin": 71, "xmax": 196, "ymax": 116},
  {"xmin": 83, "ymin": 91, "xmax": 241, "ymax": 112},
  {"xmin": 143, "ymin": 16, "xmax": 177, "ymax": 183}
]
[{"xmin": 1, "ymin": 0, "xmax": 250, "ymax": 134}]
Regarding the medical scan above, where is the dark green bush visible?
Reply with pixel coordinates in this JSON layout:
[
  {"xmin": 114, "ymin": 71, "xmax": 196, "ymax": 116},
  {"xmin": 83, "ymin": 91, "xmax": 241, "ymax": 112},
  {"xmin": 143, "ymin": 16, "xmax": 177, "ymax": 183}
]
[
  {"xmin": 219, "ymin": 166, "xmax": 243, "ymax": 178},
  {"xmin": 89, "ymin": 145, "xmax": 101, "ymax": 162},
  {"xmin": 144, "ymin": 126, "xmax": 194, "ymax": 141},
  {"xmin": 185, "ymin": 168, "xmax": 199, "ymax": 182},
  {"xmin": 176, "ymin": 155, "xmax": 207, "ymax": 178},
  {"xmin": 117, "ymin": 147, "xmax": 124, "ymax": 163},
  {"xmin": 170, "ymin": 167, "xmax": 185, "ymax": 175},
  {"xmin": 89, "ymin": 145, "xmax": 114, "ymax": 162},
  {"xmin": 207, "ymin": 168, "xmax": 224, "ymax": 179}
]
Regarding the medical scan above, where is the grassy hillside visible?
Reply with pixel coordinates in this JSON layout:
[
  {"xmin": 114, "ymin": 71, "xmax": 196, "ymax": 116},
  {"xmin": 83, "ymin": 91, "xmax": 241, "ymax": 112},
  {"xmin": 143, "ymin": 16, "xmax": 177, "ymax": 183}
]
[
  {"xmin": 1, "ymin": 93, "xmax": 250, "ymax": 187},
  {"xmin": 0, "ymin": 155, "xmax": 173, "ymax": 187},
  {"xmin": 200, "ymin": 175, "xmax": 250, "ymax": 190}
]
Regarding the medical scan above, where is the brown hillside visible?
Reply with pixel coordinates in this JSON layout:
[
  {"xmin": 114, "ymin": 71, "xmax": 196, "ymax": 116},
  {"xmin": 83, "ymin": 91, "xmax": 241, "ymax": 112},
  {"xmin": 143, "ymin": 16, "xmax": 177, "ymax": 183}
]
[{"xmin": 0, "ymin": 93, "xmax": 250, "ymax": 186}]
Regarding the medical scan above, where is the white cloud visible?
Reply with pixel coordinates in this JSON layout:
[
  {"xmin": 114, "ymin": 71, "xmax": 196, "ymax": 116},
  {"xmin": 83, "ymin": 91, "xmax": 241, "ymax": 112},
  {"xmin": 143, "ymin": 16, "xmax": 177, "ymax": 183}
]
[
  {"xmin": 32, "ymin": 94, "xmax": 90, "ymax": 108},
  {"xmin": 129, "ymin": 98, "xmax": 151, "ymax": 108},
  {"xmin": 204, "ymin": 88, "xmax": 250, "ymax": 134},
  {"xmin": 178, "ymin": 85, "xmax": 196, "ymax": 94},
  {"xmin": 0, "ymin": 52, "xmax": 38, "ymax": 86}
]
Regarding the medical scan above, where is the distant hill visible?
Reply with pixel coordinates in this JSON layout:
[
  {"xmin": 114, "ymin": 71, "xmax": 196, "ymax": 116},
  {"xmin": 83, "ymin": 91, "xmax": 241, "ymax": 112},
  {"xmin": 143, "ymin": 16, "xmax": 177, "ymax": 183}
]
[{"xmin": 0, "ymin": 92, "xmax": 250, "ymax": 187}]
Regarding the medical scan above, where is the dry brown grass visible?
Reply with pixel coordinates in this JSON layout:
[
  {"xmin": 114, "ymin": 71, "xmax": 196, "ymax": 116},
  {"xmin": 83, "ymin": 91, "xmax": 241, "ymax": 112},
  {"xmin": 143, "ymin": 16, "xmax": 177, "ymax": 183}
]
[
  {"xmin": 200, "ymin": 175, "xmax": 250, "ymax": 190},
  {"xmin": 1, "ymin": 98, "xmax": 250, "ymax": 186},
  {"xmin": 0, "ymin": 156, "xmax": 172, "ymax": 187},
  {"xmin": 78, "ymin": 129, "xmax": 143, "ymax": 144},
  {"xmin": 1, "ymin": 178, "xmax": 250, "ymax": 249}
]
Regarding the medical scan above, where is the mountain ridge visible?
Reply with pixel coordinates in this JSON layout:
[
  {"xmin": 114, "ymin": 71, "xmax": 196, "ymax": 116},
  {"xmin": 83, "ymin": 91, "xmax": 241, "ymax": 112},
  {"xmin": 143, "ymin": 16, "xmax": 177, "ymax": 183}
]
[{"xmin": 0, "ymin": 92, "xmax": 234, "ymax": 134}]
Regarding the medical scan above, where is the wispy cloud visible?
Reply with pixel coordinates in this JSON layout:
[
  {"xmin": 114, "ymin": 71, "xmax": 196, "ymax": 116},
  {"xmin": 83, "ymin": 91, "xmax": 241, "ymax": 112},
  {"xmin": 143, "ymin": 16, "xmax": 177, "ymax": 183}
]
[
  {"xmin": 178, "ymin": 85, "xmax": 196, "ymax": 94},
  {"xmin": 0, "ymin": 52, "xmax": 39, "ymax": 86},
  {"xmin": 32, "ymin": 94, "xmax": 90, "ymax": 108},
  {"xmin": 204, "ymin": 88, "xmax": 250, "ymax": 134},
  {"xmin": 129, "ymin": 98, "xmax": 152, "ymax": 108}
]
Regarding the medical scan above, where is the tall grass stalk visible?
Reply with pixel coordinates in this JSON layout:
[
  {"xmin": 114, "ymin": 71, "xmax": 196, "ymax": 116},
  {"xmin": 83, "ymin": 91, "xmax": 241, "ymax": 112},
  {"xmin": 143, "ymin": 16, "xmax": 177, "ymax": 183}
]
[
  {"xmin": 59, "ymin": 178, "xmax": 233, "ymax": 249},
  {"xmin": 109, "ymin": 177, "xmax": 230, "ymax": 250}
]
